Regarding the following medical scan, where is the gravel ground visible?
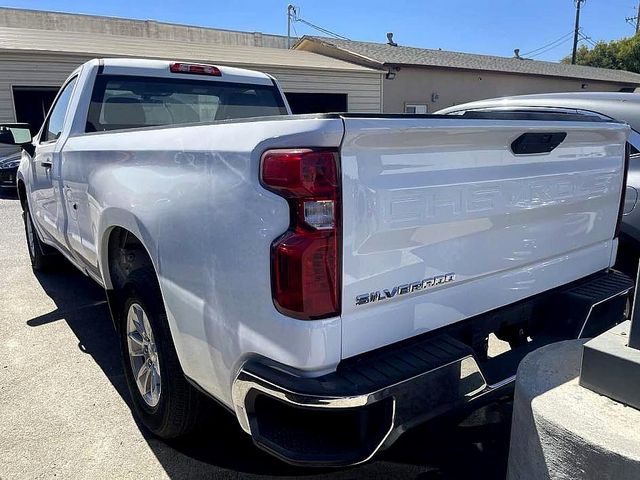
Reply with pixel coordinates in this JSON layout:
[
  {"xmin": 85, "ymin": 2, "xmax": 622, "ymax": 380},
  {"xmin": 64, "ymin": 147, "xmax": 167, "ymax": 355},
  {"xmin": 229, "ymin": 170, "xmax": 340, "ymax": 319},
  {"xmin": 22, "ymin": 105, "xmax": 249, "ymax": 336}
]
[{"xmin": 0, "ymin": 188, "xmax": 511, "ymax": 479}]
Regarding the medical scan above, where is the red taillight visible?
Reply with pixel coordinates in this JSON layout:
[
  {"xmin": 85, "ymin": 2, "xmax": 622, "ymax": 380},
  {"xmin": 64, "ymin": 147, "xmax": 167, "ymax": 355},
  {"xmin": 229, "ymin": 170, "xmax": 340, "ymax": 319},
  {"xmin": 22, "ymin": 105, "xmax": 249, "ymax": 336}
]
[
  {"xmin": 169, "ymin": 62, "xmax": 221, "ymax": 76},
  {"xmin": 261, "ymin": 149, "xmax": 341, "ymax": 319}
]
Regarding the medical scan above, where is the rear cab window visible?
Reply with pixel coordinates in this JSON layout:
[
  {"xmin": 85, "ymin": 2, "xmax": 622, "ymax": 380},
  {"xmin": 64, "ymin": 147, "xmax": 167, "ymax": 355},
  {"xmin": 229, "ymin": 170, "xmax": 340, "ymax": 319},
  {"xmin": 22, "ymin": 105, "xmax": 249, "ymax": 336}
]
[{"xmin": 85, "ymin": 75, "xmax": 288, "ymax": 132}]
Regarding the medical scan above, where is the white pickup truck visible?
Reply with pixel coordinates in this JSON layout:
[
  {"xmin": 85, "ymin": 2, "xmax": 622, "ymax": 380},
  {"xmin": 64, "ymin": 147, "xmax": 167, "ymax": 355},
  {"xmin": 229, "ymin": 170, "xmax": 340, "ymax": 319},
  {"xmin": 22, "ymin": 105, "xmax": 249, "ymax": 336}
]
[{"xmin": 2, "ymin": 58, "xmax": 634, "ymax": 466}]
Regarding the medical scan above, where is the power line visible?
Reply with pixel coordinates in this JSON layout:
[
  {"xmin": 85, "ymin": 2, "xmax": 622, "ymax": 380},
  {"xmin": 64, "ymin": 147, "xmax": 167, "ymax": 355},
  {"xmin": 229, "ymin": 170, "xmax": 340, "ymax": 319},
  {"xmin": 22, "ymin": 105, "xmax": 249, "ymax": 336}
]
[
  {"xmin": 295, "ymin": 17, "xmax": 349, "ymax": 40},
  {"xmin": 526, "ymin": 37, "xmax": 574, "ymax": 58},
  {"xmin": 578, "ymin": 30, "xmax": 598, "ymax": 47},
  {"xmin": 578, "ymin": 27, "xmax": 599, "ymax": 46},
  {"xmin": 286, "ymin": 5, "xmax": 349, "ymax": 42},
  {"xmin": 520, "ymin": 31, "xmax": 575, "ymax": 57}
]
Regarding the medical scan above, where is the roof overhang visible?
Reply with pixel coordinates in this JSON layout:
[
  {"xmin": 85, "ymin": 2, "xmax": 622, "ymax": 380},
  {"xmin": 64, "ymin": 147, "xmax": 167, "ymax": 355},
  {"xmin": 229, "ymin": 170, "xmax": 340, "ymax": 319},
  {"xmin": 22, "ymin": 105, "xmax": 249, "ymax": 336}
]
[
  {"xmin": 0, "ymin": 28, "xmax": 384, "ymax": 75},
  {"xmin": 294, "ymin": 36, "xmax": 640, "ymax": 86},
  {"xmin": 294, "ymin": 37, "xmax": 385, "ymax": 71}
]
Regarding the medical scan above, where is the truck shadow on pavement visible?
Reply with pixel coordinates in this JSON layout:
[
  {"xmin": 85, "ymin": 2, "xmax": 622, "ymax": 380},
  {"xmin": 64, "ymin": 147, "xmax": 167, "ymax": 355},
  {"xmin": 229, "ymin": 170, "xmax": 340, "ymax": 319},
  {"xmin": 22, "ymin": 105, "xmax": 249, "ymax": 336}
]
[
  {"xmin": 27, "ymin": 263, "xmax": 127, "ymax": 397},
  {"xmin": 26, "ymin": 259, "xmax": 511, "ymax": 479}
]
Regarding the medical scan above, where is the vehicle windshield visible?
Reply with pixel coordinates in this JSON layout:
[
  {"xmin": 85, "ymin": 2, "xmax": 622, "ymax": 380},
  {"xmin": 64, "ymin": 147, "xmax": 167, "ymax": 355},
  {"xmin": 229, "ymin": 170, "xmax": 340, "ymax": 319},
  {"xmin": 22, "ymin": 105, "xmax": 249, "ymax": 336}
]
[{"xmin": 86, "ymin": 74, "xmax": 288, "ymax": 132}]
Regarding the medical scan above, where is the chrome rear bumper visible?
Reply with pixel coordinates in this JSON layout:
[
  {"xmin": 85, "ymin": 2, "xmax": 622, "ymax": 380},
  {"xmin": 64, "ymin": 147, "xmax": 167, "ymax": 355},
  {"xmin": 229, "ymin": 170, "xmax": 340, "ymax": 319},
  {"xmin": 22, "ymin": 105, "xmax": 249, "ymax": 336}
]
[
  {"xmin": 232, "ymin": 334, "xmax": 507, "ymax": 466},
  {"xmin": 231, "ymin": 270, "xmax": 633, "ymax": 467}
]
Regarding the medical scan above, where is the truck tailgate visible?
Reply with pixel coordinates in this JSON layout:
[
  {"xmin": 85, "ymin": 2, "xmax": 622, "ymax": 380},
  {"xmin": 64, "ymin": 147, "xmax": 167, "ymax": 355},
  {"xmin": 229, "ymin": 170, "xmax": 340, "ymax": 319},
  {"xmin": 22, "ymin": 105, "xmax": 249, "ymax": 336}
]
[{"xmin": 340, "ymin": 117, "xmax": 628, "ymax": 359}]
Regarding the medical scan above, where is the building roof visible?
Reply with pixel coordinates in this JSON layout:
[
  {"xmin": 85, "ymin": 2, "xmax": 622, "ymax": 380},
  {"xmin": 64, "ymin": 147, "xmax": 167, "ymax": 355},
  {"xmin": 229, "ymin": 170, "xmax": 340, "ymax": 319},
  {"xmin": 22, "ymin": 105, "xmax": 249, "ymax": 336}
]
[
  {"xmin": 295, "ymin": 36, "xmax": 640, "ymax": 86},
  {"xmin": 0, "ymin": 27, "xmax": 381, "ymax": 74},
  {"xmin": 0, "ymin": 7, "xmax": 292, "ymax": 49}
]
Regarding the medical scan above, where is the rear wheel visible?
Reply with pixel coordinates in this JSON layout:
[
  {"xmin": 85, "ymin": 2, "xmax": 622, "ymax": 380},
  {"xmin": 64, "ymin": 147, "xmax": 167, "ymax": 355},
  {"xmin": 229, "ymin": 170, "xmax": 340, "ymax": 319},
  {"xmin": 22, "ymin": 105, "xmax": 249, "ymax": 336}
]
[
  {"xmin": 119, "ymin": 267, "xmax": 203, "ymax": 438},
  {"xmin": 22, "ymin": 207, "xmax": 57, "ymax": 271}
]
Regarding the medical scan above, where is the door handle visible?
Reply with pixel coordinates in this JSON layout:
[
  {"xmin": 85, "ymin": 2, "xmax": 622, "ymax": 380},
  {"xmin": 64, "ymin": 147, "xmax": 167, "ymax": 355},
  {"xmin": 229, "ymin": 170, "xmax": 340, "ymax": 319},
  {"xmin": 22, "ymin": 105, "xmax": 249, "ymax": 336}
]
[
  {"xmin": 41, "ymin": 160, "xmax": 53, "ymax": 169},
  {"xmin": 511, "ymin": 132, "xmax": 567, "ymax": 155}
]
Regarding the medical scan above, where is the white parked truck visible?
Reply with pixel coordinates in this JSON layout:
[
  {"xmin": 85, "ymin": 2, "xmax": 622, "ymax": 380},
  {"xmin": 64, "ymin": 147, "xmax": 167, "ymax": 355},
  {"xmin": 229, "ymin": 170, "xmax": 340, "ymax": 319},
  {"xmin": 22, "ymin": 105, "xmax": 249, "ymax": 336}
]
[{"xmin": 1, "ymin": 58, "xmax": 634, "ymax": 466}]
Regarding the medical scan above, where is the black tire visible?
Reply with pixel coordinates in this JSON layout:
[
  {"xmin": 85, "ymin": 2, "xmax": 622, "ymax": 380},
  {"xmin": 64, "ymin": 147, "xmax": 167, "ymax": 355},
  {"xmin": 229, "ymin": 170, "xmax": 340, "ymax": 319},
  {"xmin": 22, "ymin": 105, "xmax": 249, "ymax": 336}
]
[
  {"xmin": 22, "ymin": 207, "xmax": 57, "ymax": 271},
  {"xmin": 119, "ymin": 267, "xmax": 202, "ymax": 439}
]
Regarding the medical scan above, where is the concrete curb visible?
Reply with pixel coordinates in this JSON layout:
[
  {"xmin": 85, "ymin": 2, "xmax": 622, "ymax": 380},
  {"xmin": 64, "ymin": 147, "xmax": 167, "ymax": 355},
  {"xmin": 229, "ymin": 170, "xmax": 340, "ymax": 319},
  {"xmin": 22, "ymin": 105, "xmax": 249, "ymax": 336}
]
[{"xmin": 507, "ymin": 339, "xmax": 640, "ymax": 480}]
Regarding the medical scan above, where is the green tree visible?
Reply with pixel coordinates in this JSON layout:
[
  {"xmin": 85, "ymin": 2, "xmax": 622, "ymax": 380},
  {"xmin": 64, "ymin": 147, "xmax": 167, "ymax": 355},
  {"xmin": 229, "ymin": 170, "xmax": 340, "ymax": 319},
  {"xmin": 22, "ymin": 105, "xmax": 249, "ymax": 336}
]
[{"xmin": 562, "ymin": 34, "xmax": 640, "ymax": 73}]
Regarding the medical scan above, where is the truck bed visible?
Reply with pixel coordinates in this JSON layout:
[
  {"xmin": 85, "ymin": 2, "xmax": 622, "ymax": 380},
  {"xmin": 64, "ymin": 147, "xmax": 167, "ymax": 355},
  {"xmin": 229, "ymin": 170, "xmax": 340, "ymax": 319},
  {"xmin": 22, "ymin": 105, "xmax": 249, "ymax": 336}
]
[{"xmin": 60, "ymin": 110, "xmax": 629, "ymax": 399}]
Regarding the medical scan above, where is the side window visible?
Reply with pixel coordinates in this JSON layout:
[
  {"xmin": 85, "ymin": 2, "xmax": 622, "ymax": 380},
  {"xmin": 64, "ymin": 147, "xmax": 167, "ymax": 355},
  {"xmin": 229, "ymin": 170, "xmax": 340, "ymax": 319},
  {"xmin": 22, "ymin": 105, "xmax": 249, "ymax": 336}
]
[
  {"xmin": 405, "ymin": 103, "xmax": 428, "ymax": 114},
  {"xmin": 41, "ymin": 77, "xmax": 77, "ymax": 143}
]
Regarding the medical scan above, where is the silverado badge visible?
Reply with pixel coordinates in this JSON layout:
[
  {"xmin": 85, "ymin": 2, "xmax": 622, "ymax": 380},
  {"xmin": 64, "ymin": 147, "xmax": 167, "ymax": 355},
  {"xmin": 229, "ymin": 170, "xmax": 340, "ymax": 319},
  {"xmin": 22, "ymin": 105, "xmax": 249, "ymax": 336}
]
[{"xmin": 355, "ymin": 273, "xmax": 456, "ymax": 306}]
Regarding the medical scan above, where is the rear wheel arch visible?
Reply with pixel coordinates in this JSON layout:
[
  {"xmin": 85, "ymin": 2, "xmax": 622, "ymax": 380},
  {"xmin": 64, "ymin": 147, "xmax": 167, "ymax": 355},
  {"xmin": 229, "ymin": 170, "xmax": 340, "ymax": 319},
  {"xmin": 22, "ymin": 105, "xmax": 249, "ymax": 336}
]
[
  {"xmin": 103, "ymin": 226, "xmax": 160, "ymax": 333},
  {"xmin": 100, "ymin": 223, "xmax": 191, "ymax": 385},
  {"xmin": 104, "ymin": 226, "xmax": 156, "ymax": 291}
]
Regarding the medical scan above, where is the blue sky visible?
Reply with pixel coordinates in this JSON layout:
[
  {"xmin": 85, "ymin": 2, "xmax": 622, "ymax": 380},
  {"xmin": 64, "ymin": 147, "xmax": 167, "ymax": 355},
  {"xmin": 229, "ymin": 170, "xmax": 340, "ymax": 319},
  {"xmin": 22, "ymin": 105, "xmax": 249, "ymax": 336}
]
[{"xmin": 5, "ymin": 0, "xmax": 639, "ymax": 61}]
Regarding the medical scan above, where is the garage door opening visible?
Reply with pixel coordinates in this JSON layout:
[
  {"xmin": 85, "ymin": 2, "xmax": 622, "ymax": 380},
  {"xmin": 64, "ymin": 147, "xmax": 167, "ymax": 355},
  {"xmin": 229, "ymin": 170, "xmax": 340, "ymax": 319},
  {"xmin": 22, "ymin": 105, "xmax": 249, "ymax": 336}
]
[
  {"xmin": 13, "ymin": 87, "xmax": 59, "ymax": 136},
  {"xmin": 285, "ymin": 92, "xmax": 348, "ymax": 114}
]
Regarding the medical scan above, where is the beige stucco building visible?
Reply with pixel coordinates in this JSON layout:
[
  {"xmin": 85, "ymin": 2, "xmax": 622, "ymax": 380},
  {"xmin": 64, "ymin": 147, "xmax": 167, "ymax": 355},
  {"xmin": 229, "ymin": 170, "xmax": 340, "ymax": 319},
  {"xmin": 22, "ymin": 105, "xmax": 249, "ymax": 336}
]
[{"xmin": 295, "ymin": 36, "xmax": 640, "ymax": 113}]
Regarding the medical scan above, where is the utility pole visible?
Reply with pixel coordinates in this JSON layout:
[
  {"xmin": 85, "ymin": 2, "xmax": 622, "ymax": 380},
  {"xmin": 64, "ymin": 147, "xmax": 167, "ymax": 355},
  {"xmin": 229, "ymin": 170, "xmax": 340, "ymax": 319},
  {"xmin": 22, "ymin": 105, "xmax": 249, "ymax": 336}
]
[
  {"xmin": 571, "ymin": 0, "xmax": 586, "ymax": 64},
  {"xmin": 287, "ymin": 4, "xmax": 297, "ymax": 49},
  {"xmin": 626, "ymin": 1, "xmax": 640, "ymax": 34}
]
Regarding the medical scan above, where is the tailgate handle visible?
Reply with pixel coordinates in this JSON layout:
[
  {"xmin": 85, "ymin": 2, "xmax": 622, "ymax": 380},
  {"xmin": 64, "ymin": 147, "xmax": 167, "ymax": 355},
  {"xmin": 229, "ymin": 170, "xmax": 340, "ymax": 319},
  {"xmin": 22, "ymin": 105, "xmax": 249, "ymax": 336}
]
[{"xmin": 511, "ymin": 132, "xmax": 567, "ymax": 155}]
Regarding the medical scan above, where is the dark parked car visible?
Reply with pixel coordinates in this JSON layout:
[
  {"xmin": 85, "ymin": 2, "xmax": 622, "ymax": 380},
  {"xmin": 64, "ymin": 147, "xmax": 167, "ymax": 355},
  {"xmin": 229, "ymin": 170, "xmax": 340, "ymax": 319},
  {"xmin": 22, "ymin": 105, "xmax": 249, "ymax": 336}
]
[
  {"xmin": 0, "ymin": 151, "xmax": 21, "ymax": 188},
  {"xmin": 438, "ymin": 92, "xmax": 640, "ymax": 277}
]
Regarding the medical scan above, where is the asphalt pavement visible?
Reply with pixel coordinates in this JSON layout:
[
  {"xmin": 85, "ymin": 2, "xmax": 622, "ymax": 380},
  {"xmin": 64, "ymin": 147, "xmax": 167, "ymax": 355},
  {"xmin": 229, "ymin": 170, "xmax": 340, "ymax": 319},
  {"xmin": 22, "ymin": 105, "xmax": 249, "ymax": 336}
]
[{"xmin": 0, "ymin": 188, "xmax": 511, "ymax": 479}]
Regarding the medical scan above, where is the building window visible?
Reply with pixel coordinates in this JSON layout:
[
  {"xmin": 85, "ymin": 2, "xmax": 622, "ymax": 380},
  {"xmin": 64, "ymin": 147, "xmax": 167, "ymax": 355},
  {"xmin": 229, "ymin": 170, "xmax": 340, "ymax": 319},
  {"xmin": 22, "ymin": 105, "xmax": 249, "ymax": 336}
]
[{"xmin": 405, "ymin": 103, "xmax": 428, "ymax": 114}]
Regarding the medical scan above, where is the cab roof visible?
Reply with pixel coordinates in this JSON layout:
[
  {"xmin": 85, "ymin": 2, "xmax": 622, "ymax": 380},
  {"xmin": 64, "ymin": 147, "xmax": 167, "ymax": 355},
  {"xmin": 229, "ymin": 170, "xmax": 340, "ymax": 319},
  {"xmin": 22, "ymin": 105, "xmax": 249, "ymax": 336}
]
[{"xmin": 99, "ymin": 58, "xmax": 275, "ymax": 86}]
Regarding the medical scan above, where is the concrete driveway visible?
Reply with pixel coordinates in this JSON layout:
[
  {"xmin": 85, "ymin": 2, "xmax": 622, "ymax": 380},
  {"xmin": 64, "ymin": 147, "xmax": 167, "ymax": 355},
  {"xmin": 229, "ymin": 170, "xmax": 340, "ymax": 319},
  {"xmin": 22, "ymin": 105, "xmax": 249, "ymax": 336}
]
[{"xmin": 0, "ymin": 189, "xmax": 511, "ymax": 479}]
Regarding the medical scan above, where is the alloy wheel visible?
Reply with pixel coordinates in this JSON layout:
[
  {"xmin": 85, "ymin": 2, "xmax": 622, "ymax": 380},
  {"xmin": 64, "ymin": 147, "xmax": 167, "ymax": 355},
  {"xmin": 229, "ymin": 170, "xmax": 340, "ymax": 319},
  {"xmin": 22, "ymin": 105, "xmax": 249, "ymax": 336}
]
[{"xmin": 126, "ymin": 302, "xmax": 162, "ymax": 407}]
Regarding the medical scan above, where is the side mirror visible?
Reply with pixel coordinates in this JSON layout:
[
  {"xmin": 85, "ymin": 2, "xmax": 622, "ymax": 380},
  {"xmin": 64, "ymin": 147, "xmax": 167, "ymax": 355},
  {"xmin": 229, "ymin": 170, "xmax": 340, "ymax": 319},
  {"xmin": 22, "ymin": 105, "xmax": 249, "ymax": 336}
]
[
  {"xmin": 0, "ymin": 123, "xmax": 34, "ymax": 156},
  {"xmin": 0, "ymin": 123, "xmax": 31, "ymax": 145}
]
